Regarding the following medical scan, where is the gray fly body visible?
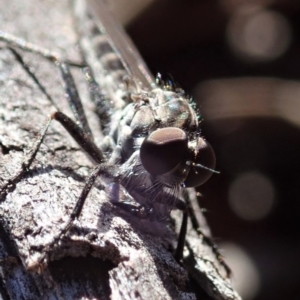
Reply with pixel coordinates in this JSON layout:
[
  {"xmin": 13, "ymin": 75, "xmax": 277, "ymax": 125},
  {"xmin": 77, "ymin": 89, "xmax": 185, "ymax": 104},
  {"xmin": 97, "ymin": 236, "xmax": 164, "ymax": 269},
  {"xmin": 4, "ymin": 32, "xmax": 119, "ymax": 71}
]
[
  {"xmin": 0, "ymin": 0, "xmax": 241, "ymax": 299},
  {"xmin": 74, "ymin": 0, "xmax": 216, "ymax": 223},
  {"xmin": 0, "ymin": 0, "xmax": 217, "ymax": 261}
]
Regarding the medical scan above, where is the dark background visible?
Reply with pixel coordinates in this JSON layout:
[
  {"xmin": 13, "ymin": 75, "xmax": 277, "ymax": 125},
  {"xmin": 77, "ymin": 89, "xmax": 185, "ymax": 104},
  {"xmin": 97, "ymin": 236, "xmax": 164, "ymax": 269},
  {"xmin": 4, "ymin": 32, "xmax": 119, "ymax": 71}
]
[{"xmin": 124, "ymin": 0, "xmax": 300, "ymax": 299}]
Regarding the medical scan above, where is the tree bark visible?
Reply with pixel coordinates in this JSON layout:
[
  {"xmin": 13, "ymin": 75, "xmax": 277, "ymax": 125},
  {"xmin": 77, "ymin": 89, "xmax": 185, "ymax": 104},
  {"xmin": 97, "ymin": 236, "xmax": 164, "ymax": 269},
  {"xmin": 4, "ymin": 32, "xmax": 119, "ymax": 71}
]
[{"xmin": 0, "ymin": 0, "xmax": 241, "ymax": 299}]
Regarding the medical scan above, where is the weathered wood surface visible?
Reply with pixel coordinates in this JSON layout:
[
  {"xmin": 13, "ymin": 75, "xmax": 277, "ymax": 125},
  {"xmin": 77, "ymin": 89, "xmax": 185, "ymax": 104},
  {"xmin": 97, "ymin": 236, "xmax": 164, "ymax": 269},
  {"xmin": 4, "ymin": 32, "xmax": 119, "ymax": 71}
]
[{"xmin": 0, "ymin": 0, "xmax": 241, "ymax": 299}]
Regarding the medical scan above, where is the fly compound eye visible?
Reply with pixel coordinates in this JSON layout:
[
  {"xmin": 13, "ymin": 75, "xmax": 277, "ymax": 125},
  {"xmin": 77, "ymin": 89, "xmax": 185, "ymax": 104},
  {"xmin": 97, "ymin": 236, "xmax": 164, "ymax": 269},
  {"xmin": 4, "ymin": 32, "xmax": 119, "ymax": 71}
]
[
  {"xmin": 140, "ymin": 127, "xmax": 188, "ymax": 175},
  {"xmin": 184, "ymin": 138, "xmax": 216, "ymax": 187}
]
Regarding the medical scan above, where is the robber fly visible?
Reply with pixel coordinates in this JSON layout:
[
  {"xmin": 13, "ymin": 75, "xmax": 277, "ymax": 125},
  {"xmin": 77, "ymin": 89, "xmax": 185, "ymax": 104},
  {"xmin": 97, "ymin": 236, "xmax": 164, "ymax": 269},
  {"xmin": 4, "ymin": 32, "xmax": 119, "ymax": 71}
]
[{"xmin": 0, "ymin": 0, "xmax": 224, "ymax": 268}]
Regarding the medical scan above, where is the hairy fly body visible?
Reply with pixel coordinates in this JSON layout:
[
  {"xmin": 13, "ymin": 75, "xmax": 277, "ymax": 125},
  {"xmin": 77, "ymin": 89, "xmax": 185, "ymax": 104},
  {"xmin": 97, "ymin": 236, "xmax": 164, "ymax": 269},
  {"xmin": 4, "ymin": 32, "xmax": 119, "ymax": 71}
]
[{"xmin": 0, "ymin": 0, "xmax": 229, "ymax": 280}]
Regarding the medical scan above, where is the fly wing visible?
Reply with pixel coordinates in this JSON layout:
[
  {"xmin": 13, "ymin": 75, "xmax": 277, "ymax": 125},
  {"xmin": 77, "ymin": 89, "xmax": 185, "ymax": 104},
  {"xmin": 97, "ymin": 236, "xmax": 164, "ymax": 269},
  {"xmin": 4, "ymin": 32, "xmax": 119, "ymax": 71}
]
[{"xmin": 85, "ymin": 0, "xmax": 154, "ymax": 90}]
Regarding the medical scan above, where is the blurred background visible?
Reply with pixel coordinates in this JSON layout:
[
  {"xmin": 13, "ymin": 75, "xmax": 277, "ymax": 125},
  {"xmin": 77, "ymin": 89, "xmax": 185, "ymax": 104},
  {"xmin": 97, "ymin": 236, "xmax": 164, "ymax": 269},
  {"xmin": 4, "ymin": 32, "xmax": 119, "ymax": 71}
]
[{"xmin": 109, "ymin": 0, "xmax": 300, "ymax": 299}]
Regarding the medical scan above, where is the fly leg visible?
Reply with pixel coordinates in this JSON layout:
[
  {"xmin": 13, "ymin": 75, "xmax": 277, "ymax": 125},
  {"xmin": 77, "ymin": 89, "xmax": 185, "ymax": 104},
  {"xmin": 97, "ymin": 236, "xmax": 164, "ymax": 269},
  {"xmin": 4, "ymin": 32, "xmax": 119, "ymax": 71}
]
[
  {"xmin": 82, "ymin": 67, "xmax": 112, "ymax": 134},
  {"xmin": 1, "ymin": 31, "xmax": 124, "ymax": 154},
  {"xmin": 0, "ymin": 31, "xmax": 83, "ymax": 67},
  {"xmin": 175, "ymin": 191, "xmax": 232, "ymax": 277},
  {"xmin": 0, "ymin": 116, "xmax": 52, "ymax": 200},
  {"xmin": 49, "ymin": 162, "xmax": 117, "ymax": 245},
  {"xmin": 0, "ymin": 111, "xmax": 105, "ymax": 200},
  {"xmin": 0, "ymin": 36, "xmax": 110, "ymax": 197},
  {"xmin": 0, "ymin": 31, "xmax": 95, "ymax": 138}
]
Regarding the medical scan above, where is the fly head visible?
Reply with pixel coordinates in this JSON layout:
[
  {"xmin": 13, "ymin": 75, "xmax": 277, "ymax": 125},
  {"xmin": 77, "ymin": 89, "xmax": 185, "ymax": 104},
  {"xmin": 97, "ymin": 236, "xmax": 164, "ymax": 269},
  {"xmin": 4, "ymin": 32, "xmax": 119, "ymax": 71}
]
[{"xmin": 140, "ymin": 127, "xmax": 216, "ymax": 188}]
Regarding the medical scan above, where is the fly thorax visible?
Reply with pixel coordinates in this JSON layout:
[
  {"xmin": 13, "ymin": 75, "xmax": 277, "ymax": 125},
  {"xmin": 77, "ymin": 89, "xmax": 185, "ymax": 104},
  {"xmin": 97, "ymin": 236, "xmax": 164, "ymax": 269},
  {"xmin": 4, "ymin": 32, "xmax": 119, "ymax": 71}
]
[{"xmin": 151, "ymin": 88, "xmax": 198, "ymax": 129}]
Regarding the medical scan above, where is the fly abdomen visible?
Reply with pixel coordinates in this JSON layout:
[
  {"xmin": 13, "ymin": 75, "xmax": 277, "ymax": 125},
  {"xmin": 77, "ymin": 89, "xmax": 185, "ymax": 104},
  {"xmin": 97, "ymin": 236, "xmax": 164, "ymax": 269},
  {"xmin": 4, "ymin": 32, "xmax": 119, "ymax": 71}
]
[
  {"xmin": 90, "ymin": 30, "xmax": 125, "ymax": 73},
  {"xmin": 75, "ymin": 2, "xmax": 129, "ymax": 93},
  {"xmin": 92, "ymin": 34, "xmax": 114, "ymax": 58}
]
